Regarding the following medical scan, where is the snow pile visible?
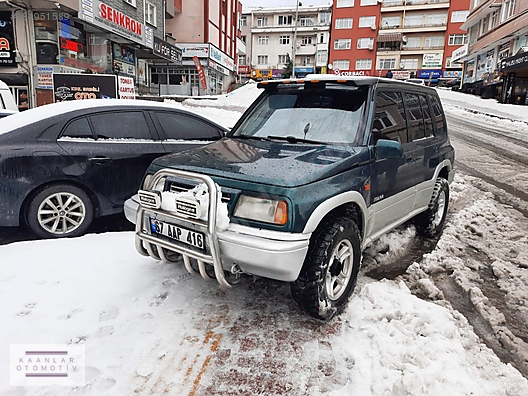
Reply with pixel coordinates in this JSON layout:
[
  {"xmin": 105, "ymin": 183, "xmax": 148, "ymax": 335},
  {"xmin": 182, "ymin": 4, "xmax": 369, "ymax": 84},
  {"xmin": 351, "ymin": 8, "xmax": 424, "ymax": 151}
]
[{"xmin": 183, "ymin": 81, "xmax": 263, "ymax": 112}]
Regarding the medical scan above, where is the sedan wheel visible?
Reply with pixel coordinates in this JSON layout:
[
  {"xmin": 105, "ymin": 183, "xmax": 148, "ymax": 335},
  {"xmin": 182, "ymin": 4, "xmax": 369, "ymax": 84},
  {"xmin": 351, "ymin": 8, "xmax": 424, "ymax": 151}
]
[{"xmin": 27, "ymin": 185, "xmax": 94, "ymax": 238}]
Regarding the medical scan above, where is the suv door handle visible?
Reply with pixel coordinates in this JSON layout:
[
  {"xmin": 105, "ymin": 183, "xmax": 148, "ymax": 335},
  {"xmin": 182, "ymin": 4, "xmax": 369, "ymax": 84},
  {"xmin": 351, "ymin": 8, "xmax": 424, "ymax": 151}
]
[{"xmin": 88, "ymin": 156, "xmax": 112, "ymax": 163}]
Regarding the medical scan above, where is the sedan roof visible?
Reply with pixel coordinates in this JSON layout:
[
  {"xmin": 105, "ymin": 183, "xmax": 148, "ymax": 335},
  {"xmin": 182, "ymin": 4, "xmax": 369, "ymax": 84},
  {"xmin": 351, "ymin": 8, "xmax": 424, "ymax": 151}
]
[{"xmin": 0, "ymin": 99, "xmax": 190, "ymax": 136}]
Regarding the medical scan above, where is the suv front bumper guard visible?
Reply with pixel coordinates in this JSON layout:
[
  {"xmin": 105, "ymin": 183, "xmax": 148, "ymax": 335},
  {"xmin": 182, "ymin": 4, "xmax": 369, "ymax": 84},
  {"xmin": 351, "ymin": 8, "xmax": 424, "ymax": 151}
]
[{"xmin": 133, "ymin": 169, "xmax": 310, "ymax": 287}]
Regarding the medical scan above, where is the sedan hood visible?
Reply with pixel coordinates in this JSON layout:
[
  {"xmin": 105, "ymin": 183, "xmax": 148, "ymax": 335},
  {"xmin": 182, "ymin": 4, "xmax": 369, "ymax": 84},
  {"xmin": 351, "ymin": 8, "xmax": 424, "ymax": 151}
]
[{"xmin": 151, "ymin": 138, "xmax": 365, "ymax": 187}]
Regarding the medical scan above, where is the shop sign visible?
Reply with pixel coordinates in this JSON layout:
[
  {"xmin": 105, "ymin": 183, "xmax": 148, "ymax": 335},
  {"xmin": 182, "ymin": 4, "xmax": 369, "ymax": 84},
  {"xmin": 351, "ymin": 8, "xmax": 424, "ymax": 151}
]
[
  {"xmin": 295, "ymin": 67, "xmax": 314, "ymax": 74},
  {"xmin": 193, "ymin": 56, "xmax": 207, "ymax": 90},
  {"xmin": 451, "ymin": 44, "xmax": 468, "ymax": 63},
  {"xmin": 208, "ymin": 59, "xmax": 229, "ymax": 76},
  {"xmin": 476, "ymin": 50, "xmax": 495, "ymax": 81},
  {"xmin": 333, "ymin": 69, "xmax": 371, "ymax": 76},
  {"xmin": 79, "ymin": 0, "xmax": 152, "ymax": 48},
  {"xmin": 238, "ymin": 65, "xmax": 250, "ymax": 75},
  {"xmin": 154, "ymin": 37, "xmax": 182, "ymax": 65},
  {"xmin": 417, "ymin": 70, "xmax": 442, "ymax": 79},
  {"xmin": 0, "ymin": 12, "xmax": 16, "ymax": 66},
  {"xmin": 60, "ymin": 38, "xmax": 84, "ymax": 53},
  {"xmin": 500, "ymin": 53, "xmax": 528, "ymax": 71},
  {"xmin": 114, "ymin": 59, "xmax": 135, "ymax": 76},
  {"xmin": 443, "ymin": 70, "xmax": 462, "ymax": 78},
  {"xmin": 180, "ymin": 44, "xmax": 209, "ymax": 58},
  {"xmin": 37, "ymin": 66, "xmax": 54, "ymax": 89},
  {"xmin": 208, "ymin": 43, "xmax": 234, "ymax": 71},
  {"xmin": 422, "ymin": 53, "xmax": 443, "ymax": 69},
  {"xmin": 118, "ymin": 76, "xmax": 135, "ymax": 99},
  {"xmin": 52, "ymin": 73, "xmax": 117, "ymax": 102},
  {"xmin": 272, "ymin": 69, "xmax": 284, "ymax": 78},
  {"xmin": 392, "ymin": 70, "xmax": 410, "ymax": 80}
]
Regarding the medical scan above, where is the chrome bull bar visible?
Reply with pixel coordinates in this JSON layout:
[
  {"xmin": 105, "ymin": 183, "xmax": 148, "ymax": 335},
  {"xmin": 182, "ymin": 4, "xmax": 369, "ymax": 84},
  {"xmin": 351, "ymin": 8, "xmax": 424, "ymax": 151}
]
[{"xmin": 134, "ymin": 169, "xmax": 233, "ymax": 288}]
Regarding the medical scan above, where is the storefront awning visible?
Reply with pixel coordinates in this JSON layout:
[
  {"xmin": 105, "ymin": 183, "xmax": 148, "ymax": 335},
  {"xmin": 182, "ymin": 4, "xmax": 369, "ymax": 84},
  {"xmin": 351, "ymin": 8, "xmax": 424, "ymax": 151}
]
[
  {"xmin": 500, "ymin": 51, "xmax": 528, "ymax": 72},
  {"xmin": 377, "ymin": 33, "xmax": 402, "ymax": 43}
]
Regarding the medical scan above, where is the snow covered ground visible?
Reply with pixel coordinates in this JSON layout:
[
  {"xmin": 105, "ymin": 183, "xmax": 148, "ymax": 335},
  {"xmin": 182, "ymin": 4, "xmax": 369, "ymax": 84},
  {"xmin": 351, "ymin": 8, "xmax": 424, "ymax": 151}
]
[{"xmin": 1, "ymin": 82, "xmax": 528, "ymax": 395}]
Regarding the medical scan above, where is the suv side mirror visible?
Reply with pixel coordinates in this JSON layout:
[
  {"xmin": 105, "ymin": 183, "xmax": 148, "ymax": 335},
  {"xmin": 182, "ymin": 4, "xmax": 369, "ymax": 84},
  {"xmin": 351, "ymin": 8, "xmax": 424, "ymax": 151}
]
[{"xmin": 375, "ymin": 139, "xmax": 403, "ymax": 159}]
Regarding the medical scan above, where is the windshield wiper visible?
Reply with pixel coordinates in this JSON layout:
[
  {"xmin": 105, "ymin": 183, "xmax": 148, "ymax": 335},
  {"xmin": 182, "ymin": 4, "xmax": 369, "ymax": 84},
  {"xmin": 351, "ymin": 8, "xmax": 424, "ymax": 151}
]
[
  {"xmin": 231, "ymin": 135, "xmax": 271, "ymax": 141},
  {"xmin": 267, "ymin": 135, "xmax": 322, "ymax": 145}
]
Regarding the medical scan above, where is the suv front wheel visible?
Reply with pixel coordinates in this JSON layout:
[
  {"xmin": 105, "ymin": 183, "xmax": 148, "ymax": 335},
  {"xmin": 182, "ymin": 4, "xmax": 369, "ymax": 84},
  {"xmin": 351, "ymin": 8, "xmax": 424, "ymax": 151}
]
[{"xmin": 291, "ymin": 216, "xmax": 362, "ymax": 321}]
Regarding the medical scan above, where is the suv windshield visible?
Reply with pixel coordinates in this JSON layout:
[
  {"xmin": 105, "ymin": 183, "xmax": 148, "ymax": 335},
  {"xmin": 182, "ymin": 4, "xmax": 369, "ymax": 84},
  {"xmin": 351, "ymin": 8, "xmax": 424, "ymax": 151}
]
[{"xmin": 230, "ymin": 85, "xmax": 369, "ymax": 145}]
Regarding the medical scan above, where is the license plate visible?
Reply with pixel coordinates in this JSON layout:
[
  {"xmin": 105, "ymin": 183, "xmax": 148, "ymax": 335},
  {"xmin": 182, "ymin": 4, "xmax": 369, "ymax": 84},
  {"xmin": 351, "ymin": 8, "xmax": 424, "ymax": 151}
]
[{"xmin": 149, "ymin": 218, "xmax": 205, "ymax": 250}]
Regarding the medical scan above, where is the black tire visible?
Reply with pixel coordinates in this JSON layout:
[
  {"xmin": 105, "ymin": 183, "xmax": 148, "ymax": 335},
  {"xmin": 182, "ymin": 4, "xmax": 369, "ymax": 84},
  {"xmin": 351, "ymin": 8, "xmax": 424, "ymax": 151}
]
[
  {"xmin": 291, "ymin": 216, "xmax": 362, "ymax": 321},
  {"xmin": 415, "ymin": 178, "xmax": 449, "ymax": 238},
  {"xmin": 26, "ymin": 184, "xmax": 93, "ymax": 239}
]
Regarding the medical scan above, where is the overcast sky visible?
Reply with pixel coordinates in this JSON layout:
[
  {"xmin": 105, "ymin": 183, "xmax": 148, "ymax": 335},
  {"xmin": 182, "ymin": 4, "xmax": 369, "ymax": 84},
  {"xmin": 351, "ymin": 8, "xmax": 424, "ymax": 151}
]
[{"xmin": 241, "ymin": 0, "xmax": 332, "ymax": 7}]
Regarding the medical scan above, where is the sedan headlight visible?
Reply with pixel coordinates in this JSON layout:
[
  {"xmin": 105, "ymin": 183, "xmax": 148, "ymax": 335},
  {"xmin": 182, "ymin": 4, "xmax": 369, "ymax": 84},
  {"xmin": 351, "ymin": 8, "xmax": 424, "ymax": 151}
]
[{"xmin": 234, "ymin": 195, "xmax": 288, "ymax": 225}]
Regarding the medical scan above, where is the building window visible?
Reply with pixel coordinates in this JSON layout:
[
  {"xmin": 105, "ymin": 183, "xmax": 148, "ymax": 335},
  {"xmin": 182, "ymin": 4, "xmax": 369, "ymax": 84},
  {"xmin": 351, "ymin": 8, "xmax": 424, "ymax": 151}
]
[
  {"xmin": 361, "ymin": 0, "xmax": 377, "ymax": 5},
  {"xmin": 334, "ymin": 38, "xmax": 351, "ymax": 50},
  {"xmin": 320, "ymin": 11, "xmax": 331, "ymax": 24},
  {"xmin": 258, "ymin": 36, "xmax": 269, "ymax": 45},
  {"xmin": 238, "ymin": 55, "xmax": 246, "ymax": 65},
  {"xmin": 241, "ymin": 35, "xmax": 247, "ymax": 43},
  {"xmin": 319, "ymin": 33, "xmax": 325, "ymax": 44},
  {"xmin": 123, "ymin": 0, "xmax": 136, "ymax": 6},
  {"xmin": 145, "ymin": 3, "xmax": 156, "ymax": 26},
  {"xmin": 257, "ymin": 55, "xmax": 268, "ymax": 64},
  {"xmin": 333, "ymin": 59, "xmax": 350, "ymax": 70},
  {"xmin": 300, "ymin": 56, "xmax": 312, "ymax": 65},
  {"xmin": 379, "ymin": 58, "xmax": 396, "ymax": 69},
  {"xmin": 400, "ymin": 58, "xmax": 419, "ymax": 69},
  {"xmin": 335, "ymin": 18, "xmax": 353, "ymax": 29},
  {"xmin": 382, "ymin": 16, "xmax": 400, "ymax": 28},
  {"xmin": 479, "ymin": 17, "xmax": 487, "ymax": 36},
  {"xmin": 357, "ymin": 38, "xmax": 374, "ymax": 49},
  {"xmin": 427, "ymin": 13, "xmax": 447, "ymax": 26},
  {"xmin": 501, "ymin": 0, "xmax": 516, "ymax": 22},
  {"xmin": 278, "ymin": 15, "xmax": 293, "ymax": 25},
  {"xmin": 359, "ymin": 16, "xmax": 376, "ymax": 28},
  {"xmin": 424, "ymin": 36, "xmax": 444, "ymax": 48},
  {"xmin": 404, "ymin": 15, "xmax": 422, "ymax": 27},
  {"xmin": 301, "ymin": 36, "xmax": 313, "ymax": 45},
  {"xmin": 299, "ymin": 16, "xmax": 315, "ymax": 26},
  {"xmin": 448, "ymin": 34, "xmax": 468, "ymax": 46},
  {"xmin": 489, "ymin": 10, "xmax": 499, "ymax": 29},
  {"xmin": 405, "ymin": 37, "xmax": 421, "ymax": 48},
  {"xmin": 356, "ymin": 58, "xmax": 372, "ymax": 70},
  {"xmin": 279, "ymin": 35, "xmax": 290, "ymax": 45},
  {"xmin": 257, "ymin": 17, "xmax": 268, "ymax": 27},
  {"xmin": 240, "ymin": 16, "xmax": 247, "ymax": 27},
  {"xmin": 317, "ymin": 50, "xmax": 328, "ymax": 64},
  {"xmin": 451, "ymin": 10, "xmax": 469, "ymax": 23},
  {"xmin": 337, "ymin": 0, "xmax": 354, "ymax": 7},
  {"xmin": 278, "ymin": 54, "xmax": 288, "ymax": 64}
]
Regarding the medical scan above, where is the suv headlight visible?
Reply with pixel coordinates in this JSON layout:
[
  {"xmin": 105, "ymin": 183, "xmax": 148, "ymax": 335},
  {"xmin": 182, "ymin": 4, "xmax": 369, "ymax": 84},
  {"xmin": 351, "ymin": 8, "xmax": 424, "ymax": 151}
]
[
  {"xmin": 142, "ymin": 174, "xmax": 165, "ymax": 191},
  {"xmin": 234, "ymin": 195, "xmax": 288, "ymax": 225}
]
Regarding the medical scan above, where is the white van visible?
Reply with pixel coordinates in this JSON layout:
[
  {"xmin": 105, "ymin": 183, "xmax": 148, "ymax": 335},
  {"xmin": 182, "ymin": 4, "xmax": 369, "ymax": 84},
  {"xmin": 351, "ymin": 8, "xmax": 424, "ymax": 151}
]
[{"xmin": 0, "ymin": 80, "xmax": 19, "ymax": 112}]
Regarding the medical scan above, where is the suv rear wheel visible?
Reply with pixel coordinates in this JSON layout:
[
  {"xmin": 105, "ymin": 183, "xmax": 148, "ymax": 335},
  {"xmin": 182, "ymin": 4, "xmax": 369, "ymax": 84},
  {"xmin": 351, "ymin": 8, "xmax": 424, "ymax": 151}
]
[
  {"xmin": 415, "ymin": 178, "xmax": 449, "ymax": 238},
  {"xmin": 291, "ymin": 216, "xmax": 361, "ymax": 321}
]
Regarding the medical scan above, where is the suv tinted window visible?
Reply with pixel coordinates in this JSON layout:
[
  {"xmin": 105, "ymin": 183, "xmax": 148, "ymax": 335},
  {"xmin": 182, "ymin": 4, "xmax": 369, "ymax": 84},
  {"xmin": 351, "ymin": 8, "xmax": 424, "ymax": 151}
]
[
  {"xmin": 372, "ymin": 91, "xmax": 408, "ymax": 144},
  {"xmin": 405, "ymin": 92, "xmax": 425, "ymax": 141},
  {"xmin": 429, "ymin": 94, "xmax": 447, "ymax": 135},
  {"xmin": 420, "ymin": 94, "xmax": 434, "ymax": 138},
  {"xmin": 152, "ymin": 111, "xmax": 221, "ymax": 140},
  {"xmin": 61, "ymin": 117, "xmax": 93, "ymax": 139},
  {"xmin": 90, "ymin": 111, "xmax": 152, "ymax": 140}
]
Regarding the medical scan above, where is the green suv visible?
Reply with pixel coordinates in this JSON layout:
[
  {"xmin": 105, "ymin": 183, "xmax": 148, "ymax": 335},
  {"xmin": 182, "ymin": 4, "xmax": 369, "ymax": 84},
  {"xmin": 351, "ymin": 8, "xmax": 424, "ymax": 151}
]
[{"xmin": 125, "ymin": 75, "xmax": 455, "ymax": 320}]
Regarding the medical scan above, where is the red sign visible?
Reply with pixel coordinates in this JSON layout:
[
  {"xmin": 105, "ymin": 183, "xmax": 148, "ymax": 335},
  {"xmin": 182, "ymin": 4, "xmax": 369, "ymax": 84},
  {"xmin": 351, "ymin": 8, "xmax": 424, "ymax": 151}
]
[
  {"xmin": 60, "ymin": 38, "xmax": 84, "ymax": 53},
  {"xmin": 0, "ymin": 38, "xmax": 9, "ymax": 51},
  {"xmin": 238, "ymin": 65, "xmax": 250, "ymax": 75},
  {"xmin": 99, "ymin": 4, "xmax": 142, "ymax": 35},
  {"xmin": 193, "ymin": 56, "xmax": 207, "ymax": 91},
  {"xmin": 333, "ymin": 69, "xmax": 372, "ymax": 77}
]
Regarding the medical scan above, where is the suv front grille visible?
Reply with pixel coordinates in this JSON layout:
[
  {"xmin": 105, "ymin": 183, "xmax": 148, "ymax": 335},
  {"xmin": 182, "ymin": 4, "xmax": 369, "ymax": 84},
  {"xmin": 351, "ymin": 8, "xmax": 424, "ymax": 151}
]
[{"xmin": 168, "ymin": 182, "xmax": 232, "ymax": 204}]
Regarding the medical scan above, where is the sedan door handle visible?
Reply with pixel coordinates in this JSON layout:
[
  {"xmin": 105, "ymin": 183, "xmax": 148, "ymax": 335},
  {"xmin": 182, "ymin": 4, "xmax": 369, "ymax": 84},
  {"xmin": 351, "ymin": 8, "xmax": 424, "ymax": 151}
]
[{"xmin": 88, "ymin": 156, "xmax": 112, "ymax": 163}]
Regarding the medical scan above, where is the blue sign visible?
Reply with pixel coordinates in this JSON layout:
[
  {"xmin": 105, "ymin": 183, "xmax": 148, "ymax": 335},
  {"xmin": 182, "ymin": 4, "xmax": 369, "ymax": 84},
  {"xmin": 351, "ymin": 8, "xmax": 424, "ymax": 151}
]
[
  {"xmin": 294, "ymin": 67, "xmax": 314, "ymax": 73},
  {"xmin": 417, "ymin": 70, "xmax": 442, "ymax": 79}
]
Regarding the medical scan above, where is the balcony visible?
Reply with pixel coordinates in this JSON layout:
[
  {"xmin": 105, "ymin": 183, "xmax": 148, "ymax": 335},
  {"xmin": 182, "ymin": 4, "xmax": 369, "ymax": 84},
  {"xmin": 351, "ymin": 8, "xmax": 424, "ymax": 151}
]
[
  {"xmin": 381, "ymin": 0, "xmax": 450, "ymax": 12},
  {"xmin": 380, "ymin": 22, "xmax": 447, "ymax": 33},
  {"xmin": 295, "ymin": 44, "xmax": 317, "ymax": 56}
]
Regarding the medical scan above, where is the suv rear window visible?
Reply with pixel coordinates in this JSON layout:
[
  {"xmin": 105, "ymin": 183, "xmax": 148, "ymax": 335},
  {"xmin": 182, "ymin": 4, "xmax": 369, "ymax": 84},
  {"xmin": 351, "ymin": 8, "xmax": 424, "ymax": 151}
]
[{"xmin": 231, "ymin": 85, "xmax": 368, "ymax": 145}]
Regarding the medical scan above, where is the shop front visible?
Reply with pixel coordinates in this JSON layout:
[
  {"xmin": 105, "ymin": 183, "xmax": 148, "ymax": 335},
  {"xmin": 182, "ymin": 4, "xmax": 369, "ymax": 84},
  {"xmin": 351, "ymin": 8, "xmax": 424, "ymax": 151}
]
[{"xmin": 499, "ymin": 50, "xmax": 528, "ymax": 105}]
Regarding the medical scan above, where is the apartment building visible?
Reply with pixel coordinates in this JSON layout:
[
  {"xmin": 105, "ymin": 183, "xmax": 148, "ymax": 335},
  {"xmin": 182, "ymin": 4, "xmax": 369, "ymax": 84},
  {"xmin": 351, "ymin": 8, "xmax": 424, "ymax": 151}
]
[
  {"xmin": 456, "ymin": 0, "xmax": 528, "ymax": 104},
  {"xmin": 328, "ymin": 0, "xmax": 470, "ymax": 82},
  {"xmin": 241, "ymin": 4, "xmax": 332, "ymax": 79}
]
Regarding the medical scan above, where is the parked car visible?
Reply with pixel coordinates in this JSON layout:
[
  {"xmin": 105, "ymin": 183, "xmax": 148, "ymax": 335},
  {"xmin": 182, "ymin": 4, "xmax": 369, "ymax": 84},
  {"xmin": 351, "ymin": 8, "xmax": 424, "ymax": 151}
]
[
  {"xmin": 126, "ymin": 75, "xmax": 455, "ymax": 321},
  {"xmin": 405, "ymin": 78, "xmax": 426, "ymax": 85},
  {"xmin": 0, "ymin": 109, "xmax": 18, "ymax": 119},
  {"xmin": 446, "ymin": 77, "xmax": 462, "ymax": 91},
  {"xmin": 0, "ymin": 99, "xmax": 227, "ymax": 238}
]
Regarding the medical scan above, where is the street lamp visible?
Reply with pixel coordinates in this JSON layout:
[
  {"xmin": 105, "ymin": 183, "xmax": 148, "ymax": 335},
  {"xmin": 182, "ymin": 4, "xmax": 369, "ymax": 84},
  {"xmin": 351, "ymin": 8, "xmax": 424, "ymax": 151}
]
[{"xmin": 291, "ymin": 1, "xmax": 300, "ymax": 78}]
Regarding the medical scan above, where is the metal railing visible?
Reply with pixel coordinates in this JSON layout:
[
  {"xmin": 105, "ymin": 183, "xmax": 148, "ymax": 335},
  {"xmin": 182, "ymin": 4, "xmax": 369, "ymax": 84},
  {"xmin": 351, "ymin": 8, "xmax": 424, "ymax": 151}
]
[{"xmin": 382, "ymin": 0, "xmax": 449, "ymax": 6}]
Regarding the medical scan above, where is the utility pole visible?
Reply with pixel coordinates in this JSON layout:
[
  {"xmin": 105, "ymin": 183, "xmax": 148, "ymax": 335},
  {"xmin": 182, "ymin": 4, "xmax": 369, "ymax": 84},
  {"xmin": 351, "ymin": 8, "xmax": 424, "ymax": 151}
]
[{"xmin": 291, "ymin": 1, "xmax": 300, "ymax": 78}]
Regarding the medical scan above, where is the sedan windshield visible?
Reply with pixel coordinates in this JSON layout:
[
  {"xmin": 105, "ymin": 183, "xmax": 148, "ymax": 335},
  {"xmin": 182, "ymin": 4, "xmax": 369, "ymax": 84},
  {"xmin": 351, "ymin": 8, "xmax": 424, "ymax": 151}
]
[{"xmin": 231, "ymin": 85, "xmax": 368, "ymax": 145}]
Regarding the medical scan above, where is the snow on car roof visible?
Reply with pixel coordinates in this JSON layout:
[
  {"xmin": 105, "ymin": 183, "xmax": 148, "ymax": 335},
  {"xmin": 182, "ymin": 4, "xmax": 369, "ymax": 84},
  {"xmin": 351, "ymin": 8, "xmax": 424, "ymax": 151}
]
[{"xmin": 0, "ymin": 99, "xmax": 182, "ymax": 136}]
